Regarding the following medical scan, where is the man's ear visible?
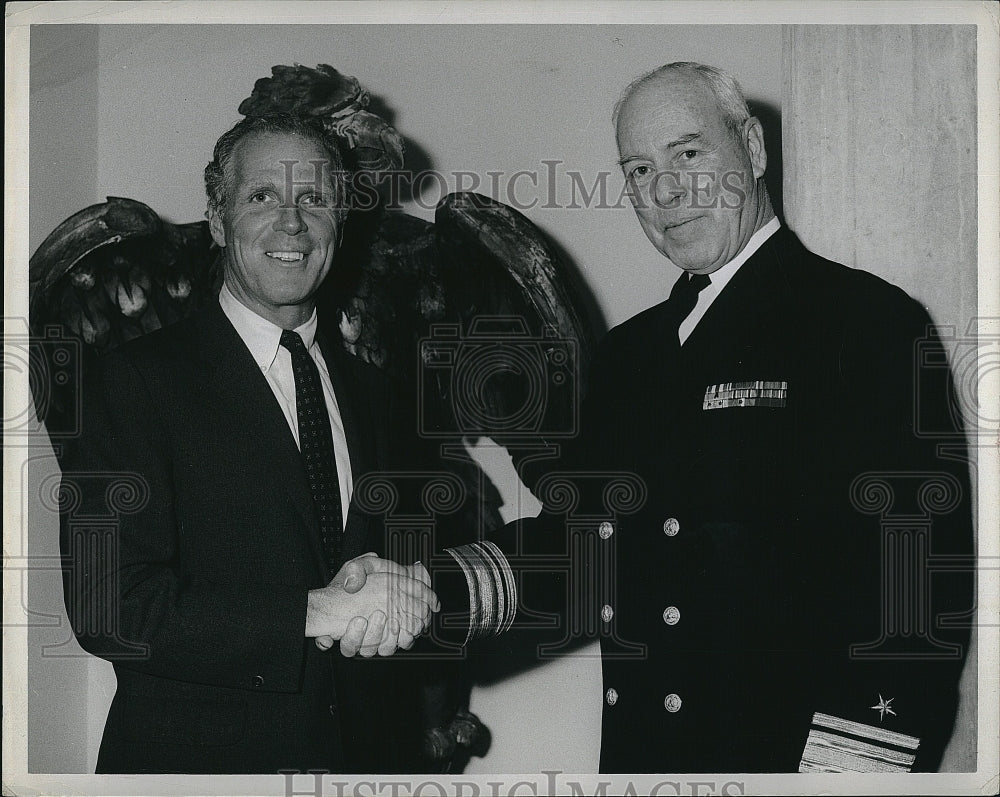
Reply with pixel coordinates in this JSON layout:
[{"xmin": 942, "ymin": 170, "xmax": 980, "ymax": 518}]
[
  {"xmin": 744, "ymin": 117, "xmax": 767, "ymax": 180},
  {"xmin": 207, "ymin": 204, "xmax": 227, "ymax": 248}
]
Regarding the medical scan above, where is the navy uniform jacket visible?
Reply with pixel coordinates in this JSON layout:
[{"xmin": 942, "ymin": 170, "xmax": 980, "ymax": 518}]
[
  {"xmin": 58, "ymin": 301, "xmax": 425, "ymax": 774},
  {"xmin": 440, "ymin": 226, "xmax": 973, "ymax": 773}
]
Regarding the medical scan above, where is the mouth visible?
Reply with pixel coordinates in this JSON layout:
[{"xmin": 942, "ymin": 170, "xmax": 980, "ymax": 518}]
[
  {"xmin": 266, "ymin": 251, "xmax": 306, "ymax": 263},
  {"xmin": 664, "ymin": 217, "xmax": 701, "ymax": 231}
]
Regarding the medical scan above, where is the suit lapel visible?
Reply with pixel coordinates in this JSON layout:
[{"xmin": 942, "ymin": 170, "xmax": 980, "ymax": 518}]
[{"xmin": 192, "ymin": 303, "xmax": 331, "ymax": 581}]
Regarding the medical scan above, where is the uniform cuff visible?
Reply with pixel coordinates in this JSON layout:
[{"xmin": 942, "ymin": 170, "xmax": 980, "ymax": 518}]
[
  {"xmin": 444, "ymin": 542, "xmax": 517, "ymax": 645},
  {"xmin": 799, "ymin": 712, "xmax": 920, "ymax": 773}
]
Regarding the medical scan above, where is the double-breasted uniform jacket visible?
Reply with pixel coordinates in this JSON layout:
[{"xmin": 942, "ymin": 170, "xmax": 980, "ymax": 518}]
[
  {"xmin": 463, "ymin": 226, "xmax": 973, "ymax": 773},
  {"xmin": 58, "ymin": 301, "xmax": 425, "ymax": 774}
]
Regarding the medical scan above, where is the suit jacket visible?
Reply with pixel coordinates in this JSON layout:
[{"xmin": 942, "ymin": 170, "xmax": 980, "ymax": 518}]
[
  {"xmin": 58, "ymin": 300, "xmax": 425, "ymax": 774},
  {"xmin": 463, "ymin": 227, "xmax": 973, "ymax": 773}
]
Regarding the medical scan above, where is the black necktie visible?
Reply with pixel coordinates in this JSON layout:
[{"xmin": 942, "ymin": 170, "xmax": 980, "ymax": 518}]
[
  {"xmin": 279, "ymin": 329, "xmax": 344, "ymax": 570},
  {"xmin": 665, "ymin": 272, "xmax": 711, "ymax": 344}
]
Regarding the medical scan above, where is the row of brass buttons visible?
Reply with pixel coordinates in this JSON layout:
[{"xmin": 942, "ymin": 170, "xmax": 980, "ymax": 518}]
[
  {"xmin": 601, "ymin": 519, "xmax": 684, "ymax": 713},
  {"xmin": 598, "ymin": 518, "xmax": 682, "ymax": 539},
  {"xmin": 605, "ymin": 688, "xmax": 683, "ymax": 713},
  {"xmin": 600, "ymin": 604, "xmax": 680, "ymax": 626},
  {"xmin": 598, "ymin": 519, "xmax": 682, "ymax": 627}
]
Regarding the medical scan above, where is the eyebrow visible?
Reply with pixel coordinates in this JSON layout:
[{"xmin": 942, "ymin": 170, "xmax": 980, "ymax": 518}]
[
  {"xmin": 238, "ymin": 178, "xmax": 279, "ymax": 195},
  {"xmin": 667, "ymin": 132, "xmax": 702, "ymax": 148},
  {"xmin": 617, "ymin": 132, "xmax": 703, "ymax": 166}
]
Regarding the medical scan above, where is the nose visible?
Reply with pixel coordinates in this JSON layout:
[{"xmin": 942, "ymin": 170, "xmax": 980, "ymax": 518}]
[
  {"xmin": 272, "ymin": 206, "xmax": 306, "ymax": 235},
  {"xmin": 652, "ymin": 170, "xmax": 685, "ymax": 209}
]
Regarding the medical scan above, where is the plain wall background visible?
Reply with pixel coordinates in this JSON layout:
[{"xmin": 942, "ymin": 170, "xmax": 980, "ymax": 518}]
[{"xmin": 25, "ymin": 22, "xmax": 977, "ymax": 775}]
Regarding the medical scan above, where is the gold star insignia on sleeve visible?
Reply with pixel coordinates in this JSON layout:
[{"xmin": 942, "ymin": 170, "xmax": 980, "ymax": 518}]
[{"xmin": 871, "ymin": 694, "xmax": 897, "ymax": 721}]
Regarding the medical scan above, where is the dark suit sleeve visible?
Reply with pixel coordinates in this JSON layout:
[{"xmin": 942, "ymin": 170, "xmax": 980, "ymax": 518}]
[
  {"xmin": 429, "ymin": 331, "xmax": 622, "ymax": 653},
  {"xmin": 58, "ymin": 351, "xmax": 309, "ymax": 693},
  {"xmin": 798, "ymin": 288, "xmax": 974, "ymax": 772}
]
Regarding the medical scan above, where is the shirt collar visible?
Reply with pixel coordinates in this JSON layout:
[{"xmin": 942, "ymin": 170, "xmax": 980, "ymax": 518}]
[
  {"xmin": 706, "ymin": 216, "xmax": 781, "ymax": 287},
  {"xmin": 218, "ymin": 282, "xmax": 319, "ymax": 374}
]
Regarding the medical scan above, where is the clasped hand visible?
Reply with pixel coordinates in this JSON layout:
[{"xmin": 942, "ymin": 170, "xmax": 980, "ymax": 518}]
[{"xmin": 306, "ymin": 552, "xmax": 439, "ymax": 658}]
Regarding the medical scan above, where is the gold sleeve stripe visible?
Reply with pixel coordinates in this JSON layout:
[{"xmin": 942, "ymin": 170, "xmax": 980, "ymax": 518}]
[
  {"xmin": 799, "ymin": 712, "xmax": 920, "ymax": 773},
  {"xmin": 811, "ymin": 712, "xmax": 919, "ymax": 749},
  {"xmin": 444, "ymin": 542, "xmax": 518, "ymax": 644},
  {"xmin": 480, "ymin": 541, "xmax": 517, "ymax": 634},
  {"xmin": 445, "ymin": 545, "xmax": 479, "ymax": 646}
]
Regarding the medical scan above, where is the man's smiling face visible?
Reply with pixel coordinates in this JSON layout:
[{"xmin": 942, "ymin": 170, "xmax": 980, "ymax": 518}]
[
  {"xmin": 616, "ymin": 72, "xmax": 769, "ymax": 274},
  {"xmin": 209, "ymin": 131, "xmax": 343, "ymax": 328}
]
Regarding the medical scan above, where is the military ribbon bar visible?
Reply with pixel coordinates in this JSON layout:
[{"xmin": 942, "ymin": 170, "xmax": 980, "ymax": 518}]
[{"xmin": 703, "ymin": 380, "xmax": 787, "ymax": 410}]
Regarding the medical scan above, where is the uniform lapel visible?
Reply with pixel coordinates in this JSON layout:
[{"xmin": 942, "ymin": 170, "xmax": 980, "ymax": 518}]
[
  {"xmin": 192, "ymin": 303, "xmax": 330, "ymax": 582},
  {"xmin": 680, "ymin": 227, "xmax": 793, "ymax": 361}
]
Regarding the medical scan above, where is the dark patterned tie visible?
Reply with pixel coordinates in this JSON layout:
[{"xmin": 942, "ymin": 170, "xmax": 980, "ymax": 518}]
[
  {"xmin": 665, "ymin": 272, "xmax": 712, "ymax": 344},
  {"xmin": 280, "ymin": 329, "xmax": 344, "ymax": 570}
]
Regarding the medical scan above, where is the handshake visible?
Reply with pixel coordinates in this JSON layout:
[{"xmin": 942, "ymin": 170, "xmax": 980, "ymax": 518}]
[{"xmin": 305, "ymin": 552, "xmax": 440, "ymax": 658}]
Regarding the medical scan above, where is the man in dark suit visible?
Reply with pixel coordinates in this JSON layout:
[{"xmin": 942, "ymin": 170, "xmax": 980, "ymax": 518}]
[
  {"xmin": 58, "ymin": 113, "xmax": 439, "ymax": 774},
  {"xmin": 419, "ymin": 62, "xmax": 974, "ymax": 772}
]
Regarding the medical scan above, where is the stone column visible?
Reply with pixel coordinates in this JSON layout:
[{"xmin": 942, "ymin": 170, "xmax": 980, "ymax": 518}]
[{"xmin": 782, "ymin": 25, "xmax": 976, "ymax": 337}]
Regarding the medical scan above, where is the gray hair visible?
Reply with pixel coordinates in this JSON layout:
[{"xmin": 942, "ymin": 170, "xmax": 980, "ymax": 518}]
[
  {"xmin": 205, "ymin": 113, "xmax": 348, "ymax": 222},
  {"xmin": 613, "ymin": 62, "xmax": 752, "ymax": 135}
]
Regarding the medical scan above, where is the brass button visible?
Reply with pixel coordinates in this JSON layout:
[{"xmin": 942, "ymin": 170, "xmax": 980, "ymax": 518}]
[
  {"xmin": 601, "ymin": 604, "xmax": 614, "ymax": 623},
  {"xmin": 664, "ymin": 693, "xmax": 682, "ymax": 713},
  {"xmin": 598, "ymin": 521, "xmax": 614, "ymax": 540},
  {"xmin": 663, "ymin": 518, "xmax": 680, "ymax": 536},
  {"xmin": 662, "ymin": 606, "xmax": 680, "ymax": 626},
  {"xmin": 606, "ymin": 688, "xmax": 619, "ymax": 706}
]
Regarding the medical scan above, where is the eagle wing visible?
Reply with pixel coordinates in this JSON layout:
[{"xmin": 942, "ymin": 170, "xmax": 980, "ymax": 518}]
[{"xmin": 28, "ymin": 196, "xmax": 220, "ymax": 437}]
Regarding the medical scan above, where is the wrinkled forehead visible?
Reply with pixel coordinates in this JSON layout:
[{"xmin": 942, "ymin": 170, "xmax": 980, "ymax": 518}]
[{"xmin": 229, "ymin": 131, "xmax": 339, "ymax": 186}]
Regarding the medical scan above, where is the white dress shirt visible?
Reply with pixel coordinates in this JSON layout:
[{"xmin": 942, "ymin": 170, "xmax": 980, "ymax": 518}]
[
  {"xmin": 219, "ymin": 283, "xmax": 353, "ymax": 526},
  {"xmin": 678, "ymin": 216, "xmax": 781, "ymax": 345}
]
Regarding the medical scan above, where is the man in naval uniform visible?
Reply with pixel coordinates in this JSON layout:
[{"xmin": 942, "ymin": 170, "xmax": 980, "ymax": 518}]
[{"xmin": 420, "ymin": 62, "xmax": 973, "ymax": 773}]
